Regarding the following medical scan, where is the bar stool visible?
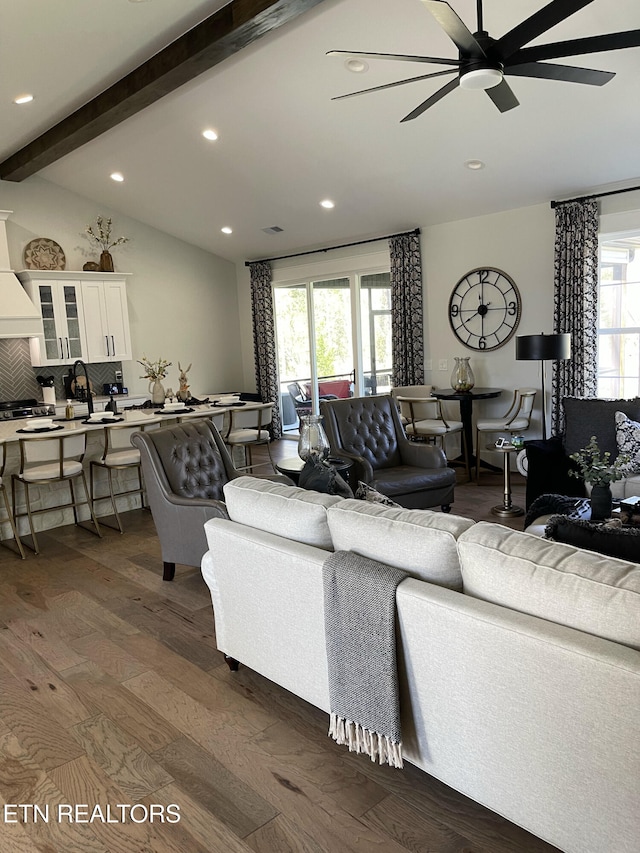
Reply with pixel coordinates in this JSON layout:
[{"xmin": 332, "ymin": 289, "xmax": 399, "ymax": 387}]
[
  {"xmin": 0, "ymin": 440, "xmax": 25, "ymax": 559},
  {"xmin": 12, "ymin": 428, "xmax": 101, "ymax": 554},
  {"xmin": 223, "ymin": 402, "xmax": 276, "ymax": 473},
  {"xmin": 90, "ymin": 417, "xmax": 162, "ymax": 533}
]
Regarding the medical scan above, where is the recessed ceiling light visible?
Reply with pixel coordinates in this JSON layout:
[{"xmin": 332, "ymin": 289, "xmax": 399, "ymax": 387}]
[
  {"xmin": 202, "ymin": 129, "xmax": 218, "ymax": 141},
  {"xmin": 128, "ymin": 0, "xmax": 151, "ymax": 4},
  {"xmin": 221, "ymin": 226, "xmax": 233, "ymax": 234},
  {"xmin": 464, "ymin": 159, "xmax": 485, "ymax": 170},
  {"xmin": 320, "ymin": 199, "xmax": 335, "ymax": 209},
  {"xmin": 13, "ymin": 94, "xmax": 33, "ymax": 105},
  {"xmin": 345, "ymin": 59, "xmax": 368, "ymax": 73},
  {"xmin": 110, "ymin": 172, "xmax": 124, "ymax": 182}
]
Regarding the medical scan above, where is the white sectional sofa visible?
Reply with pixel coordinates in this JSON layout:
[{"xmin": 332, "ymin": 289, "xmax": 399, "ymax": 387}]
[{"xmin": 201, "ymin": 476, "xmax": 640, "ymax": 853}]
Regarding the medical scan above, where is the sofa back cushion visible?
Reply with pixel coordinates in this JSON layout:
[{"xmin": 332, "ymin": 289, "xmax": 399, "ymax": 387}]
[
  {"xmin": 223, "ymin": 476, "xmax": 342, "ymax": 550},
  {"xmin": 327, "ymin": 499, "xmax": 474, "ymax": 589},
  {"xmin": 458, "ymin": 521, "xmax": 640, "ymax": 649},
  {"xmin": 562, "ymin": 396, "xmax": 640, "ymax": 459}
]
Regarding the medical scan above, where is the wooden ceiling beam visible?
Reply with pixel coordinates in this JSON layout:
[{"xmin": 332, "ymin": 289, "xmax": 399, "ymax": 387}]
[{"xmin": 0, "ymin": 0, "xmax": 326, "ymax": 182}]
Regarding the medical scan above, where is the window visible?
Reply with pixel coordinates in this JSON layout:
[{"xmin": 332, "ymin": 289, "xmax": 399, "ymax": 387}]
[{"xmin": 597, "ymin": 235, "xmax": 640, "ymax": 398}]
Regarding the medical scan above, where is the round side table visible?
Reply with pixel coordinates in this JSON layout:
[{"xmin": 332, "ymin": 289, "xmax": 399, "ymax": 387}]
[{"xmin": 489, "ymin": 444, "xmax": 524, "ymax": 518}]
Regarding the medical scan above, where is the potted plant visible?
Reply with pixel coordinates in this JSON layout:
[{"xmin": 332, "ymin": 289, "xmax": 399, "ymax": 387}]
[
  {"xmin": 85, "ymin": 216, "xmax": 129, "ymax": 271},
  {"xmin": 138, "ymin": 356, "xmax": 172, "ymax": 406},
  {"xmin": 569, "ymin": 435, "xmax": 630, "ymax": 520}
]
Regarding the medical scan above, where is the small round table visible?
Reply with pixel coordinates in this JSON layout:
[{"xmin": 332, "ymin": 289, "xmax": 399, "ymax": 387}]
[
  {"xmin": 276, "ymin": 456, "xmax": 354, "ymax": 487},
  {"xmin": 489, "ymin": 444, "xmax": 524, "ymax": 518},
  {"xmin": 431, "ymin": 387, "xmax": 502, "ymax": 475}
]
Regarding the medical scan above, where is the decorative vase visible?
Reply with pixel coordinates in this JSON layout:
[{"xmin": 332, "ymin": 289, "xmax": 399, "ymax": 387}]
[
  {"xmin": 99, "ymin": 250, "xmax": 114, "ymax": 272},
  {"xmin": 298, "ymin": 414, "xmax": 330, "ymax": 463},
  {"xmin": 451, "ymin": 356, "xmax": 475, "ymax": 392},
  {"xmin": 150, "ymin": 379, "xmax": 165, "ymax": 406},
  {"xmin": 590, "ymin": 484, "xmax": 613, "ymax": 521}
]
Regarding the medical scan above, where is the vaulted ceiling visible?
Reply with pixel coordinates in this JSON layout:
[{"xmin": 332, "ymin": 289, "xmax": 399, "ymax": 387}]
[{"xmin": 3, "ymin": 0, "xmax": 640, "ymax": 263}]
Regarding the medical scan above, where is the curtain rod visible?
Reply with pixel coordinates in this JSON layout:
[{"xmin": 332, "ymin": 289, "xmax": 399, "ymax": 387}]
[
  {"xmin": 550, "ymin": 184, "xmax": 640, "ymax": 209},
  {"xmin": 245, "ymin": 228, "xmax": 420, "ymax": 266}
]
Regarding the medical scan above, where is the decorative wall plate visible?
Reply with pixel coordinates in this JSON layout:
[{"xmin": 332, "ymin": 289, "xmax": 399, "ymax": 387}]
[{"xmin": 23, "ymin": 238, "xmax": 66, "ymax": 271}]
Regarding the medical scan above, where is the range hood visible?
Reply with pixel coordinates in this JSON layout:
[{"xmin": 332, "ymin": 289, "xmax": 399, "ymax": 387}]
[{"xmin": 0, "ymin": 210, "xmax": 41, "ymax": 339}]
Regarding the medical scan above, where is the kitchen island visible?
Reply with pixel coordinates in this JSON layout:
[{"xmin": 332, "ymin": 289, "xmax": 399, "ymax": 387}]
[{"xmin": 0, "ymin": 400, "xmax": 235, "ymax": 544}]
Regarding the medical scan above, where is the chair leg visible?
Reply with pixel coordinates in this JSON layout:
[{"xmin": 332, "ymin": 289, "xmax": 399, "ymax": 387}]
[
  {"xmin": 265, "ymin": 440, "xmax": 277, "ymax": 474},
  {"xmin": 163, "ymin": 561, "xmax": 176, "ymax": 581},
  {"xmin": 1, "ymin": 485, "xmax": 25, "ymax": 559},
  {"xmin": 475, "ymin": 429, "xmax": 482, "ymax": 484},
  {"xmin": 15, "ymin": 479, "xmax": 39, "ymax": 555},
  {"xmin": 79, "ymin": 472, "xmax": 102, "ymax": 538},
  {"xmin": 107, "ymin": 468, "xmax": 124, "ymax": 534}
]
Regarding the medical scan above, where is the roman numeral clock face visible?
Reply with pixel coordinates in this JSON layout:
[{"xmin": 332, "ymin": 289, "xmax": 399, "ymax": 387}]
[{"xmin": 448, "ymin": 268, "xmax": 522, "ymax": 351}]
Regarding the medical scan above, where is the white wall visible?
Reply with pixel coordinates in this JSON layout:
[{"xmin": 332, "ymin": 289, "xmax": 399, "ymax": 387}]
[{"xmin": 0, "ymin": 176, "xmax": 243, "ymax": 397}]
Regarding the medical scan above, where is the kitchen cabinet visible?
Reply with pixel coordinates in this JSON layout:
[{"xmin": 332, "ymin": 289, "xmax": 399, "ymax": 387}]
[
  {"xmin": 17, "ymin": 271, "xmax": 132, "ymax": 366},
  {"xmin": 81, "ymin": 278, "xmax": 132, "ymax": 362}
]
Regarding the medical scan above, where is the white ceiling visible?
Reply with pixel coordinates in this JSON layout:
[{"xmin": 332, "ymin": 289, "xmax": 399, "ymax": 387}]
[{"xmin": 3, "ymin": 0, "xmax": 640, "ymax": 263}]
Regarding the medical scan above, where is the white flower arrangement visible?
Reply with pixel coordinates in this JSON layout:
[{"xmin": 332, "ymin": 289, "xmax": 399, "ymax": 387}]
[
  {"xmin": 138, "ymin": 356, "xmax": 171, "ymax": 382},
  {"xmin": 85, "ymin": 216, "xmax": 129, "ymax": 252}
]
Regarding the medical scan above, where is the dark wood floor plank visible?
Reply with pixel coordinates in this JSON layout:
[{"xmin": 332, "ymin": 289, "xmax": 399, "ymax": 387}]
[
  {"xmin": 0, "ymin": 633, "xmax": 92, "ymax": 728},
  {"xmin": 0, "ymin": 669, "xmax": 86, "ymax": 771},
  {"xmin": 244, "ymin": 813, "xmax": 328, "ymax": 853},
  {"xmin": 0, "ymin": 728, "xmax": 109, "ymax": 853},
  {"xmin": 61, "ymin": 660, "xmax": 182, "ymax": 754},
  {"xmin": 70, "ymin": 713, "xmax": 173, "ymax": 801},
  {"xmin": 50, "ymin": 755, "xmax": 193, "ymax": 853},
  {"xmin": 117, "ymin": 633, "xmax": 270, "ymax": 732},
  {"xmin": 152, "ymin": 735, "xmax": 277, "ymax": 838},
  {"xmin": 362, "ymin": 792, "xmax": 481, "ymax": 853}
]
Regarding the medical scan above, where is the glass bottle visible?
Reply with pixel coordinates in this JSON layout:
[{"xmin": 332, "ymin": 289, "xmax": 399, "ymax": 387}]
[
  {"xmin": 298, "ymin": 414, "xmax": 330, "ymax": 463},
  {"xmin": 451, "ymin": 356, "xmax": 475, "ymax": 392},
  {"xmin": 65, "ymin": 399, "xmax": 74, "ymax": 420}
]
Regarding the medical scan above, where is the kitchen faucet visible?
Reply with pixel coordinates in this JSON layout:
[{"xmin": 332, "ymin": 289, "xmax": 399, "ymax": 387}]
[{"xmin": 72, "ymin": 360, "xmax": 94, "ymax": 415}]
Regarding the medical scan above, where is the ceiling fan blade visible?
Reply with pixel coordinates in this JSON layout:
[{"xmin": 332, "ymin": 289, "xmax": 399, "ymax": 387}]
[
  {"xmin": 508, "ymin": 30, "xmax": 640, "ymax": 64},
  {"xmin": 400, "ymin": 77, "xmax": 460, "ymax": 122},
  {"xmin": 332, "ymin": 69, "xmax": 457, "ymax": 101},
  {"xmin": 506, "ymin": 61, "xmax": 614, "ymax": 86},
  {"xmin": 327, "ymin": 49, "xmax": 460, "ymax": 67},
  {"xmin": 497, "ymin": 0, "xmax": 594, "ymax": 59},
  {"xmin": 420, "ymin": 1, "xmax": 485, "ymax": 57},
  {"xmin": 485, "ymin": 79, "xmax": 519, "ymax": 112}
]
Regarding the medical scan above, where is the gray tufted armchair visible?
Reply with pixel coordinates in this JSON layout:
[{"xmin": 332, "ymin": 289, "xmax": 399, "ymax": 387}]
[
  {"xmin": 320, "ymin": 394, "xmax": 456, "ymax": 511},
  {"xmin": 132, "ymin": 419, "xmax": 238, "ymax": 581}
]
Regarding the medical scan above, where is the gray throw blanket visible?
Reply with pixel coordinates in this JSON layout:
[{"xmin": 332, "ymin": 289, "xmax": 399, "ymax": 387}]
[{"xmin": 323, "ymin": 550, "xmax": 408, "ymax": 768}]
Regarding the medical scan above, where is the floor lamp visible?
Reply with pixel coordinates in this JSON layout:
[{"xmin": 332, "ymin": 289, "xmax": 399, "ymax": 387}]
[{"xmin": 515, "ymin": 333, "xmax": 571, "ymax": 439}]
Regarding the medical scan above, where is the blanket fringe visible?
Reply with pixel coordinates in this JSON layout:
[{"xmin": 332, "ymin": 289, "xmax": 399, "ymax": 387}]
[{"xmin": 329, "ymin": 713, "xmax": 403, "ymax": 768}]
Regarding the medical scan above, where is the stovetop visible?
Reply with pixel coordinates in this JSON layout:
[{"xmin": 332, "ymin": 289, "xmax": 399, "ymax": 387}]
[{"xmin": 0, "ymin": 398, "xmax": 56, "ymax": 419}]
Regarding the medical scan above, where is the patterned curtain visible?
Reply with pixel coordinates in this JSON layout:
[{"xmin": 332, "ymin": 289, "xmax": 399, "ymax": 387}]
[
  {"xmin": 551, "ymin": 199, "xmax": 599, "ymax": 435},
  {"xmin": 389, "ymin": 232, "xmax": 424, "ymax": 387},
  {"xmin": 249, "ymin": 261, "xmax": 282, "ymax": 438}
]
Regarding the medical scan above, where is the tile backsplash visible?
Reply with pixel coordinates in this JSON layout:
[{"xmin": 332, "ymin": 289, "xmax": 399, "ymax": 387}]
[{"xmin": 0, "ymin": 338, "xmax": 124, "ymax": 402}]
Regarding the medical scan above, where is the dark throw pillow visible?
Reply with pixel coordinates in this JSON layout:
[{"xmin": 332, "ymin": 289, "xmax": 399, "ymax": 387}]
[
  {"xmin": 545, "ymin": 515, "xmax": 640, "ymax": 562},
  {"xmin": 298, "ymin": 459, "xmax": 354, "ymax": 498}
]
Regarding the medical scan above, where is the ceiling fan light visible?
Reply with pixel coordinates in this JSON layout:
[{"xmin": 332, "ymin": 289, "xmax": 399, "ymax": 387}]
[{"xmin": 460, "ymin": 68, "xmax": 503, "ymax": 90}]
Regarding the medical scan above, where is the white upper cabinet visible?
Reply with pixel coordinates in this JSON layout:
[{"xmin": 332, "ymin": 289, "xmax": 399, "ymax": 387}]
[
  {"xmin": 17, "ymin": 271, "xmax": 132, "ymax": 366},
  {"xmin": 81, "ymin": 278, "xmax": 132, "ymax": 362}
]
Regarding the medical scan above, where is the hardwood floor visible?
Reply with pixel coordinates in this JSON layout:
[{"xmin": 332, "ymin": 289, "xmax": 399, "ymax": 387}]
[{"xmin": 0, "ymin": 441, "xmax": 556, "ymax": 852}]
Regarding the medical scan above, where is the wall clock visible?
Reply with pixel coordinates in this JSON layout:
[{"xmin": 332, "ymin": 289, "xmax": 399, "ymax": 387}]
[{"xmin": 448, "ymin": 267, "xmax": 521, "ymax": 351}]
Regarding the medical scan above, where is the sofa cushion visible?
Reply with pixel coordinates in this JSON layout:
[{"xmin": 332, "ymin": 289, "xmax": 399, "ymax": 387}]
[
  {"xmin": 562, "ymin": 396, "xmax": 640, "ymax": 459},
  {"xmin": 458, "ymin": 521, "xmax": 640, "ymax": 650},
  {"xmin": 327, "ymin": 499, "xmax": 474, "ymax": 589},
  {"xmin": 223, "ymin": 476, "xmax": 342, "ymax": 550}
]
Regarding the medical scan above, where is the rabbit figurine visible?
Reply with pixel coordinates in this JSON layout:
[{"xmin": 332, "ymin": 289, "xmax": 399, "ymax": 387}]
[{"xmin": 177, "ymin": 362, "xmax": 192, "ymax": 402}]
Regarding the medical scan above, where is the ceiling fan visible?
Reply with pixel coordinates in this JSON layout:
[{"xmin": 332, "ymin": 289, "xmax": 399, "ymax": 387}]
[{"xmin": 328, "ymin": 0, "xmax": 640, "ymax": 121}]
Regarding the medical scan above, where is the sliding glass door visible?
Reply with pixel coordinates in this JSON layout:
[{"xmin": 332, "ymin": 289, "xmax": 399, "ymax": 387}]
[{"xmin": 274, "ymin": 266, "xmax": 391, "ymax": 432}]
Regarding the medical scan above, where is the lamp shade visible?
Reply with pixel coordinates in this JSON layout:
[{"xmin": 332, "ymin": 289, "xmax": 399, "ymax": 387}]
[{"xmin": 516, "ymin": 333, "xmax": 571, "ymax": 361}]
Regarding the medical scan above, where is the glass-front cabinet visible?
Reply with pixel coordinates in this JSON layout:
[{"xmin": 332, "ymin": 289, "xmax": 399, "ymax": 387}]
[
  {"xmin": 37, "ymin": 282, "xmax": 85, "ymax": 362},
  {"xmin": 17, "ymin": 271, "xmax": 132, "ymax": 367}
]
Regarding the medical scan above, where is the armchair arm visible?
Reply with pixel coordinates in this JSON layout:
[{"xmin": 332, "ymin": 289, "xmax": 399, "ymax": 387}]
[
  {"xmin": 399, "ymin": 437, "xmax": 448, "ymax": 469},
  {"xmin": 330, "ymin": 449, "xmax": 374, "ymax": 484}
]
